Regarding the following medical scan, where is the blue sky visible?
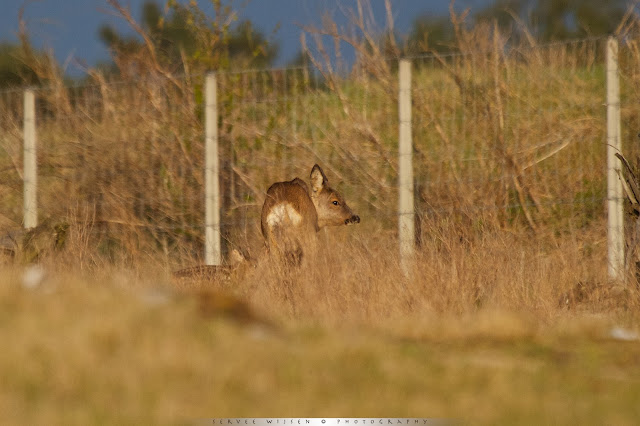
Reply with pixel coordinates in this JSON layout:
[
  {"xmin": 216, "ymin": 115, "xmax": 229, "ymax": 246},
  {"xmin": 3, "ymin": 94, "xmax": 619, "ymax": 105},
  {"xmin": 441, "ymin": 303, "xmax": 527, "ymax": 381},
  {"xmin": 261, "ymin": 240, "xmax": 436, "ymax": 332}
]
[{"xmin": 0, "ymin": 0, "xmax": 485, "ymax": 75}]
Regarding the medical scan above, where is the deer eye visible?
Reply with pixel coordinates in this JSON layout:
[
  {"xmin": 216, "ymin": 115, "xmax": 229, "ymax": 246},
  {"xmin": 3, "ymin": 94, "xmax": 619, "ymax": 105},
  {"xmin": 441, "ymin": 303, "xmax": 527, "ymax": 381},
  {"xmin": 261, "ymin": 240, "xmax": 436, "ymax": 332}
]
[{"xmin": 332, "ymin": 200, "xmax": 339, "ymax": 206}]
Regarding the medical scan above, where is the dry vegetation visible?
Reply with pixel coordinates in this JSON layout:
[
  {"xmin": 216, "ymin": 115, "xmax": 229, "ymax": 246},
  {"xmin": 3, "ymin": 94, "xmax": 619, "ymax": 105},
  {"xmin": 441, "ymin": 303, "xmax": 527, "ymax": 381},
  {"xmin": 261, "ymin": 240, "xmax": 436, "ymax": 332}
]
[
  {"xmin": 2, "ymin": 1, "xmax": 640, "ymax": 424},
  {"xmin": 1, "ymin": 230, "xmax": 640, "ymax": 424}
]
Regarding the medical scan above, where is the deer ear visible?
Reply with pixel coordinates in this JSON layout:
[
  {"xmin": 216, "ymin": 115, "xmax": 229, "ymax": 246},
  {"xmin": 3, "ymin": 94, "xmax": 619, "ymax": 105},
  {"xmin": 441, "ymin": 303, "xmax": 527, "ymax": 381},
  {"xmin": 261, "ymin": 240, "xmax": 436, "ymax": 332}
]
[{"xmin": 310, "ymin": 164, "xmax": 327, "ymax": 193}]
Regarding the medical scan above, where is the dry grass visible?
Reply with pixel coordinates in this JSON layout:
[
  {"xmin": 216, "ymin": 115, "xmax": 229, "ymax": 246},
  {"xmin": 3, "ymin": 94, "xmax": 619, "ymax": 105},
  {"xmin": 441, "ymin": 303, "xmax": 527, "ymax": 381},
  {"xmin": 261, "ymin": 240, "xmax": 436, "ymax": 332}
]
[
  {"xmin": 0, "ymin": 25, "xmax": 619, "ymax": 261},
  {"xmin": 1, "ymin": 227, "xmax": 640, "ymax": 424},
  {"xmin": 3, "ymin": 2, "xmax": 640, "ymax": 423},
  {"xmin": 184, "ymin": 219, "xmax": 638, "ymax": 325}
]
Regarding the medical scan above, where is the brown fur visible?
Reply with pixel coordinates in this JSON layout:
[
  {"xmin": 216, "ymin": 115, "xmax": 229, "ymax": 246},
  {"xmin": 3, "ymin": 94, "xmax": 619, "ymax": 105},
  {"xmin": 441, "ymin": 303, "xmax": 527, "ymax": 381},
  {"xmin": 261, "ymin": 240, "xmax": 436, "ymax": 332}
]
[
  {"xmin": 261, "ymin": 177, "xmax": 319, "ymax": 238},
  {"xmin": 261, "ymin": 164, "xmax": 360, "ymax": 263}
]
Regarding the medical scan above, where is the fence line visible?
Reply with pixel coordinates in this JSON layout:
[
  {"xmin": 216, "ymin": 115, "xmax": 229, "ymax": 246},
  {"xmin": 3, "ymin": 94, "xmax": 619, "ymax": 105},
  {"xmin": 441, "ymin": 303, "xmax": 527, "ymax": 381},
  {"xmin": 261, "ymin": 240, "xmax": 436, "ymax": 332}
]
[{"xmin": 0, "ymin": 36, "xmax": 631, "ymax": 277}]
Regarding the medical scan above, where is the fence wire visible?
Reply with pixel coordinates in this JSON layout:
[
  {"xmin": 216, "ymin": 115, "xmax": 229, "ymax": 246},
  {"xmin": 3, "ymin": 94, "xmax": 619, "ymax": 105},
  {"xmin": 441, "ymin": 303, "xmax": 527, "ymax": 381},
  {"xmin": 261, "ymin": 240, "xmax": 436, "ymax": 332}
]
[
  {"xmin": 0, "ymin": 37, "xmax": 629, "ymax": 261},
  {"xmin": 411, "ymin": 38, "xmax": 606, "ymax": 233}
]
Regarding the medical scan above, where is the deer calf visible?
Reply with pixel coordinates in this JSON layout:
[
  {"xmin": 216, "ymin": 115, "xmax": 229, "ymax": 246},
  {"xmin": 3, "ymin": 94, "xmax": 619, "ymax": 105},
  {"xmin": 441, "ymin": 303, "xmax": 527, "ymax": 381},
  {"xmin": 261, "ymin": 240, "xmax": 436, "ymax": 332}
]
[{"xmin": 261, "ymin": 164, "xmax": 360, "ymax": 264}]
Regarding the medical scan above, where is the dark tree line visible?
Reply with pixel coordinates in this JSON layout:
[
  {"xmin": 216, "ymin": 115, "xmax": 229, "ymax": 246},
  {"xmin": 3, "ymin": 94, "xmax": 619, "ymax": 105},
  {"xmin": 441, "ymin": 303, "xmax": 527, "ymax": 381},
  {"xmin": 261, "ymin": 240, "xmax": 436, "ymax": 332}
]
[
  {"xmin": 0, "ymin": 0, "xmax": 632, "ymax": 88},
  {"xmin": 407, "ymin": 0, "xmax": 628, "ymax": 54}
]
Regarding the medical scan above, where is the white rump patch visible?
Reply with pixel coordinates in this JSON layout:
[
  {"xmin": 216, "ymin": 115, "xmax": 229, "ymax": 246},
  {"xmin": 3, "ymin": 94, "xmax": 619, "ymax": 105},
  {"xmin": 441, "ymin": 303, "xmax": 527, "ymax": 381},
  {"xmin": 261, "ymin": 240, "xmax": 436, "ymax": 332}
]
[{"xmin": 266, "ymin": 203, "xmax": 303, "ymax": 229}]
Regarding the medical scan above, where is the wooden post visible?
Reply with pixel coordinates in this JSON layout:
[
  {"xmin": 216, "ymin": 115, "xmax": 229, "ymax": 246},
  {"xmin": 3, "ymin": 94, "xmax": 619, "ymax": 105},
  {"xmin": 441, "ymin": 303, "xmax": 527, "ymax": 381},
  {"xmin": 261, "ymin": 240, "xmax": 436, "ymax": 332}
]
[
  {"xmin": 23, "ymin": 89, "xmax": 37, "ymax": 229},
  {"xmin": 205, "ymin": 73, "xmax": 221, "ymax": 265},
  {"xmin": 606, "ymin": 37, "xmax": 624, "ymax": 281},
  {"xmin": 398, "ymin": 59, "xmax": 415, "ymax": 275}
]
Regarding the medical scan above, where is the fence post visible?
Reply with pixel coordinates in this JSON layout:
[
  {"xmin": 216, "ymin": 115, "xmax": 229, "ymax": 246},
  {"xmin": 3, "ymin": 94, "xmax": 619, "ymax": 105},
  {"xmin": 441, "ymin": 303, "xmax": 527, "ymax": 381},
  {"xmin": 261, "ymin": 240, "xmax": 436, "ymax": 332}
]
[
  {"xmin": 23, "ymin": 88, "xmax": 37, "ymax": 229},
  {"xmin": 398, "ymin": 59, "xmax": 415, "ymax": 275},
  {"xmin": 606, "ymin": 37, "xmax": 624, "ymax": 282},
  {"xmin": 205, "ymin": 73, "xmax": 221, "ymax": 265}
]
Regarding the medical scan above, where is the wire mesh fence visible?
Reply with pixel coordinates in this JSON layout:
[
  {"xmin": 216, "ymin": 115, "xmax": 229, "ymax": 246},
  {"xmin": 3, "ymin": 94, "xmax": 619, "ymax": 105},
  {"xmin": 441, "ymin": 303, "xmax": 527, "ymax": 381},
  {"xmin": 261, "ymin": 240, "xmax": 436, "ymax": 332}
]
[
  {"xmin": 0, "ymin": 36, "xmax": 632, "ymax": 266},
  {"xmin": 0, "ymin": 88, "xmax": 24, "ymax": 230},
  {"xmin": 410, "ymin": 38, "xmax": 606, "ymax": 234}
]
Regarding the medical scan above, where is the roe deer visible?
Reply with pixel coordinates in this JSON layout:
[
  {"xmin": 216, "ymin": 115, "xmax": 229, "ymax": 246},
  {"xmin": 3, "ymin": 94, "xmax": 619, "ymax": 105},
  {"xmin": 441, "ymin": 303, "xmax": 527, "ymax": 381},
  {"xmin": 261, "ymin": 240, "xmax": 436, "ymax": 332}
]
[
  {"xmin": 172, "ymin": 248, "xmax": 250, "ymax": 286},
  {"xmin": 261, "ymin": 164, "xmax": 360, "ymax": 264}
]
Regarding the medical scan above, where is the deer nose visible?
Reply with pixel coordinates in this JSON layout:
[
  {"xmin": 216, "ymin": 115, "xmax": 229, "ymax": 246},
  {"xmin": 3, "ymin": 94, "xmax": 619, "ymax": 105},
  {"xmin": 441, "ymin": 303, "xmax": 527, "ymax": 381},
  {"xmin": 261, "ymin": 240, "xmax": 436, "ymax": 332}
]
[{"xmin": 345, "ymin": 215, "xmax": 360, "ymax": 225}]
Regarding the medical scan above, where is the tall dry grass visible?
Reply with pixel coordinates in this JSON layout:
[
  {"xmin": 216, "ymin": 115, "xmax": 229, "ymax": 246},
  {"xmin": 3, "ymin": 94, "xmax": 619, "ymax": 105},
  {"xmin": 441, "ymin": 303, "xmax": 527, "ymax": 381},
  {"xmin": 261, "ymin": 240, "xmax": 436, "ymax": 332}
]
[
  {"xmin": 172, "ymin": 219, "xmax": 638, "ymax": 327},
  {"xmin": 1, "ymin": 0, "xmax": 640, "ymax": 321}
]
